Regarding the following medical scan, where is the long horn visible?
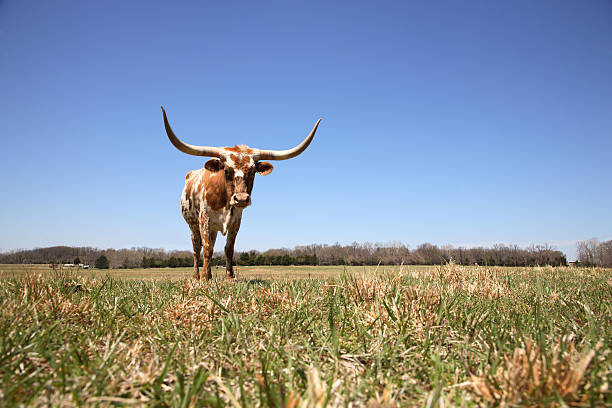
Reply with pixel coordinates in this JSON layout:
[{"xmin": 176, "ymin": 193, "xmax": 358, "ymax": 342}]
[
  {"xmin": 161, "ymin": 106, "xmax": 225, "ymax": 158},
  {"xmin": 256, "ymin": 119, "xmax": 321, "ymax": 161}
]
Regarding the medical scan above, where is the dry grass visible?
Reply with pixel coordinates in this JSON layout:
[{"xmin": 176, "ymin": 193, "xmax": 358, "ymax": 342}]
[
  {"xmin": 471, "ymin": 338, "xmax": 601, "ymax": 406},
  {"xmin": 0, "ymin": 263, "xmax": 610, "ymax": 406}
]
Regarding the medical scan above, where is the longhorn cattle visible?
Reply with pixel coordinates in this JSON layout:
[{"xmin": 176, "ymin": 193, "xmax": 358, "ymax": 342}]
[{"xmin": 162, "ymin": 106, "xmax": 321, "ymax": 280}]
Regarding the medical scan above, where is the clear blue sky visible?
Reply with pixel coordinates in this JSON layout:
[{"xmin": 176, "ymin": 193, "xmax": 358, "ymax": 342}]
[{"xmin": 1, "ymin": 1, "xmax": 611, "ymax": 260}]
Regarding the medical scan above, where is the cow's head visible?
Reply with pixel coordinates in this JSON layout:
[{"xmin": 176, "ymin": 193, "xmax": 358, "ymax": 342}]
[
  {"xmin": 162, "ymin": 106, "xmax": 320, "ymax": 209},
  {"xmin": 202, "ymin": 147, "xmax": 274, "ymax": 209}
]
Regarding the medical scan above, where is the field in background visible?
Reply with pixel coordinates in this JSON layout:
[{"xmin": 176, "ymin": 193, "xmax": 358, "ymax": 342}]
[
  {"xmin": 0, "ymin": 264, "xmax": 610, "ymax": 406},
  {"xmin": 0, "ymin": 264, "xmax": 440, "ymax": 281}
]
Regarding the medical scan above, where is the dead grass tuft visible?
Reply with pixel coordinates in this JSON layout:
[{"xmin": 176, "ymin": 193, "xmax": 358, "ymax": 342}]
[
  {"xmin": 471, "ymin": 338, "xmax": 599, "ymax": 406},
  {"xmin": 164, "ymin": 295, "xmax": 219, "ymax": 330}
]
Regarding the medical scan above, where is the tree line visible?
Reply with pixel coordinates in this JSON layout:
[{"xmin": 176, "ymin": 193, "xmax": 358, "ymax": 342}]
[
  {"xmin": 576, "ymin": 239, "xmax": 612, "ymax": 267},
  {"xmin": 230, "ymin": 242, "xmax": 566, "ymax": 267},
  {"xmin": 0, "ymin": 241, "xmax": 567, "ymax": 268},
  {"xmin": 0, "ymin": 246, "xmax": 192, "ymax": 269}
]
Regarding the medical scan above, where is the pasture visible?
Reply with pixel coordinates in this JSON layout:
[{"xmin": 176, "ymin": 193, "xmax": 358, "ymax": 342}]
[{"xmin": 0, "ymin": 264, "xmax": 610, "ymax": 406}]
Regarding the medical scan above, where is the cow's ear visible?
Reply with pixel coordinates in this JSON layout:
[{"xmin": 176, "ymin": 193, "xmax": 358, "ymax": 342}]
[
  {"xmin": 204, "ymin": 158, "xmax": 224, "ymax": 173},
  {"xmin": 256, "ymin": 161, "xmax": 274, "ymax": 176}
]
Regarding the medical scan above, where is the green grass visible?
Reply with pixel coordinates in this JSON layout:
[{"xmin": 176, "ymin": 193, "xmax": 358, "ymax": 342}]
[{"xmin": 0, "ymin": 264, "xmax": 610, "ymax": 406}]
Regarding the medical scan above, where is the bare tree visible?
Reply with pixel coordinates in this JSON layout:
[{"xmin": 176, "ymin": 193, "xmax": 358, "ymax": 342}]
[
  {"xmin": 577, "ymin": 239, "xmax": 599, "ymax": 266},
  {"xmin": 577, "ymin": 239, "xmax": 612, "ymax": 267}
]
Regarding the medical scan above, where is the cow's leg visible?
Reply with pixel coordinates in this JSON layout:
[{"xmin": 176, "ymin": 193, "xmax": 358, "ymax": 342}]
[
  {"xmin": 189, "ymin": 226, "xmax": 202, "ymax": 280},
  {"xmin": 199, "ymin": 213, "xmax": 217, "ymax": 281},
  {"xmin": 203, "ymin": 230, "xmax": 217, "ymax": 280},
  {"xmin": 224, "ymin": 214, "xmax": 242, "ymax": 279}
]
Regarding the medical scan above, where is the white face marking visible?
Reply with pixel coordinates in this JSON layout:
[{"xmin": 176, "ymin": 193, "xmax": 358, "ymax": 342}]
[{"xmin": 234, "ymin": 170, "xmax": 244, "ymax": 177}]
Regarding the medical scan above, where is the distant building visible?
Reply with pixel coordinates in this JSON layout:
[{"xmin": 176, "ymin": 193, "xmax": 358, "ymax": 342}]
[{"xmin": 63, "ymin": 263, "xmax": 90, "ymax": 269}]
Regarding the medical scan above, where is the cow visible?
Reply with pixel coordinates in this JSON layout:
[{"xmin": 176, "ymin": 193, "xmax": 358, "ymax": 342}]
[{"xmin": 161, "ymin": 106, "xmax": 321, "ymax": 280}]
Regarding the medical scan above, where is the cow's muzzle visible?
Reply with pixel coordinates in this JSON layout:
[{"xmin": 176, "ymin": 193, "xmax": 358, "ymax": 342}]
[{"xmin": 230, "ymin": 193, "xmax": 251, "ymax": 208}]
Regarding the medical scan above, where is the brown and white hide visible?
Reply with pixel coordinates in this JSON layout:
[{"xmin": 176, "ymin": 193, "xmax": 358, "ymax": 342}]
[{"xmin": 181, "ymin": 146, "xmax": 273, "ymax": 279}]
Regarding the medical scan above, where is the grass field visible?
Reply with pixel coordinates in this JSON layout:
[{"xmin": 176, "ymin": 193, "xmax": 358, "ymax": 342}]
[
  {"xmin": 0, "ymin": 264, "xmax": 439, "ymax": 281},
  {"xmin": 0, "ymin": 264, "xmax": 610, "ymax": 406}
]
